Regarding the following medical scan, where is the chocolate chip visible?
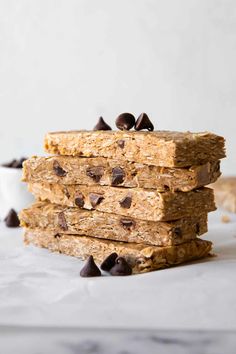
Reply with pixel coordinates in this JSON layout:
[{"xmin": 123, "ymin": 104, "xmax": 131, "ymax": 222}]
[
  {"xmin": 93, "ymin": 117, "xmax": 112, "ymax": 131},
  {"xmin": 64, "ymin": 188, "xmax": 70, "ymax": 199},
  {"xmin": 2, "ymin": 157, "xmax": 27, "ymax": 169},
  {"xmin": 58, "ymin": 212, "xmax": 68, "ymax": 231},
  {"xmin": 173, "ymin": 227, "xmax": 182, "ymax": 238},
  {"xmin": 54, "ymin": 233, "xmax": 61, "ymax": 239},
  {"xmin": 196, "ymin": 223, "xmax": 200, "ymax": 234},
  {"xmin": 86, "ymin": 166, "xmax": 104, "ymax": 182},
  {"xmin": 75, "ymin": 193, "xmax": 85, "ymax": 208},
  {"xmin": 53, "ymin": 160, "xmax": 67, "ymax": 177},
  {"xmin": 135, "ymin": 113, "xmax": 154, "ymax": 131},
  {"xmin": 110, "ymin": 257, "xmax": 132, "ymax": 276},
  {"xmin": 80, "ymin": 255, "xmax": 101, "ymax": 277},
  {"xmin": 119, "ymin": 195, "xmax": 132, "ymax": 209},
  {"xmin": 111, "ymin": 167, "xmax": 125, "ymax": 186},
  {"xmin": 115, "ymin": 113, "xmax": 135, "ymax": 131},
  {"xmin": 100, "ymin": 252, "xmax": 118, "ymax": 271},
  {"xmin": 120, "ymin": 218, "xmax": 136, "ymax": 230},
  {"xmin": 117, "ymin": 140, "xmax": 125, "ymax": 149},
  {"xmin": 4, "ymin": 209, "xmax": 20, "ymax": 228},
  {"xmin": 89, "ymin": 193, "xmax": 104, "ymax": 208}
]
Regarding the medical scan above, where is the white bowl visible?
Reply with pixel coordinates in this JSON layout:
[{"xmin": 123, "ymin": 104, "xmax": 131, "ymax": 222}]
[{"xmin": 0, "ymin": 165, "xmax": 34, "ymax": 220}]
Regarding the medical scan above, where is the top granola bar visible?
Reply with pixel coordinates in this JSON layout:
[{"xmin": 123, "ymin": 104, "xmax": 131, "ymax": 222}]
[{"xmin": 44, "ymin": 130, "xmax": 225, "ymax": 167}]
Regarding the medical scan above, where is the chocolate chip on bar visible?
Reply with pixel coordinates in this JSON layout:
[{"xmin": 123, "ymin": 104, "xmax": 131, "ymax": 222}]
[
  {"xmin": 93, "ymin": 117, "xmax": 112, "ymax": 131},
  {"xmin": 117, "ymin": 140, "xmax": 125, "ymax": 149},
  {"xmin": 115, "ymin": 113, "xmax": 135, "ymax": 131},
  {"xmin": 111, "ymin": 167, "xmax": 125, "ymax": 186},
  {"xmin": 119, "ymin": 195, "xmax": 132, "ymax": 209},
  {"xmin": 80, "ymin": 255, "xmax": 101, "ymax": 277},
  {"xmin": 101, "ymin": 252, "xmax": 118, "ymax": 271},
  {"xmin": 135, "ymin": 113, "xmax": 154, "ymax": 131},
  {"xmin": 86, "ymin": 166, "xmax": 104, "ymax": 182},
  {"xmin": 89, "ymin": 193, "xmax": 104, "ymax": 208},
  {"xmin": 120, "ymin": 218, "xmax": 136, "ymax": 230},
  {"xmin": 4, "ymin": 209, "xmax": 20, "ymax": 228},
  {"xmin": 58, "ymin": 212, "xmax": 68, "ymax": 231},
  {"xmin": 75, "ymin": 192, "xmax": 85, "ymax": 208},
  {"xmin": 110, "ymin": 257, "xmax": 132, "ymax": 276},
  {"xmin": 53, "ymin": 160, "xmax": 67, "ymax": 177}
]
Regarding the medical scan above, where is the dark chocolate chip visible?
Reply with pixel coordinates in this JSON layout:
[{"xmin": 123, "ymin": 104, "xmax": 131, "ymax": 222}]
[
  {"xmin": 12, "ymin": 158, "xmax": 27, "ymax": 168},
  {"xmin": 117, "ymin": 139, "xmax": 125, "ymax": 149},
  {"xmin": 58, "ymin": 212, "xmax": 68, "ymax": 231},
  {"xmin": 86, "ymin": 166, "xmax": 104, "ymax": 182},
  {"xmin": 53, "ymin": 160, "xmax": 67, "ymax": 177},
  {"xmin": 119, "ymin": 195, "xmax": 132, "ymax": 209},
  {"xmin": 173, "ymin": 227, "xmax": 182, "ymax": 238},
  {"xmin": 4, "ymin": 209, "xmax": 20, "ymax": 228},
  {"xmin": 80, "ymin": 255, "xmax": 101, "ymax": 277},
  {"xmin": 2, "ymin": 158, "xmax": 27, "ymax": 169},
  {"xmin": 64, "ymin": 188, "xmax": 70, "ymax": 199},
  {"xmin": 135, "ymin": 113, "xmax": 154, "ymax": 131},
  {"xmin": 196, "ymin": 223, "xmax": 200, "ymax": 235},
  {"xmin": 100, "ymin": 252, "xmax": 118, "ymax": 271},
  {"xmin": 120, "ymin": 218, "xmax": 136, "ymax": 230},
  {"xmin": 111, "ymin": 167, "xmax": 125, "ymax": 186},
  {"xmin": 75, "ymin": 193, "xmax": 85, "ymax": 208},
  {"xmin": 115, "ymin": 113, "xmax": 135, "ymax": 131},
  {"xmin": 110, "ymin": 257, "xmax": 132, "ymax": 276},
  {"xmin": 93, "ymin": 117, "xmax": 112, "ymax": 131},
  {"xmin": 89, "ymin": 193, "xmax": 104, "ymax": 208},
  {"xmin": 54, "ymin": 233, "xmax": 61, "ymax": 239}
]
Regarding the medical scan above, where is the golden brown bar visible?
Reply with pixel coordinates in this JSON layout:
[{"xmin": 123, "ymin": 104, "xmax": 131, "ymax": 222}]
[
  {"xmin": 23, "ymin": 156, "xmax": 221, "ymax": 192},
  {"xmin": 24, "ymin": 230, "xmax": 212, "ymax": 274},
  {"xmin": 28, "ymin": 183, "xmax": 216, "ymax": 222},
  {"xmin": 19, "ymin": 202, "xmax": 208, "ymax": 246},
  {"xmin": 44, "ymin": 130, "xmax": 225, "ymax": 168}
]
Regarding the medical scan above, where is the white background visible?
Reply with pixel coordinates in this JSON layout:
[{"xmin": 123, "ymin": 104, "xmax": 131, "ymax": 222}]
[{"xmin": 0, "ymin": 0, "xmax": 235, "ymax": 174}]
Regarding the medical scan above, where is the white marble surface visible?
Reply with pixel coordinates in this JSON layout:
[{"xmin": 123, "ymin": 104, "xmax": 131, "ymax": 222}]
[
  {"xmin": 0, "ymin": 209, "xmax": 236, "ymax": 331},
  {"xmin": 1, "ymin": 327, "xmax": 236, "ymax": 354}
]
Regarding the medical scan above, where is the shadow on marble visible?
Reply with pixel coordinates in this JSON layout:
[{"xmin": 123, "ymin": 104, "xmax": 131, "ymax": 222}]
[{"xmin": 0, "ymin": 327, "xmax": 235, "ymax": 354}]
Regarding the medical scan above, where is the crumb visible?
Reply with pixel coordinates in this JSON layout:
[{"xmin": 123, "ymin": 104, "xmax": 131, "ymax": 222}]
[{"xmin": 221, "ymin": 215, "xmax": 231, "ymax": 223}]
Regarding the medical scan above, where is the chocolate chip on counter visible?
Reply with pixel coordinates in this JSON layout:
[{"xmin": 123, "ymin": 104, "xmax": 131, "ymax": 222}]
[
  {"xmin": 135, "ymin": 113, "xmax": 154, "ymax": 131},
  {"xmin": 100, "ymin": 252, "xmax": 118, "ymax": 271},
  {"xmin": 80, "ymin": 255, "xmax": 101, "ymax": 277},
  {"xmin": 58, "ymin": 212, "xmax": 68, "ymax": 231},
  {"xmin": 75, "ymin": 193, "xmax": 85, "ymax": 208},
  {"xmin": 117, "ymin": 139, "xmax": 125, "ymax": 149},
  {"xmin": 115, "ymin": 113, "xmax": 135, "ymax": 131},
  {"xmin": 111, "ymin": 167, "xmax": 125, "ymax": 186},
  {"xmin": 110, "ymin": 257, "xmax": 132, "ymax": 276},
  {"xmin": 93, "ymin": 117, "xmax": 112, "ymax": 131},
  {"xmin": 119, "ymin": 195, "xmax": 132, "ymax": 209},
  {"xmin": 86, "ymin": 166, "xmax": 104, "ymax": 182},
  {"xmin": 4, "ymin": 209, "xmax": 20, "ymax": 228},
  {"xmin": 120, "ymin": 218, "xmax": 136, "ymax": 230},
  {"xmin": 89, "ymin": 193, "xmax": 104, "ymax": 208},
  {"xmin": 53, "ymin": 160, "xmax": 67, "ymax": 177}
]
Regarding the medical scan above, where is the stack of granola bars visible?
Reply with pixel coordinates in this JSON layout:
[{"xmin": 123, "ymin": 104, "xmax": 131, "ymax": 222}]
[{"xmin": 20, "ymin": 126, "xmax": 225, "ymax": 274}]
